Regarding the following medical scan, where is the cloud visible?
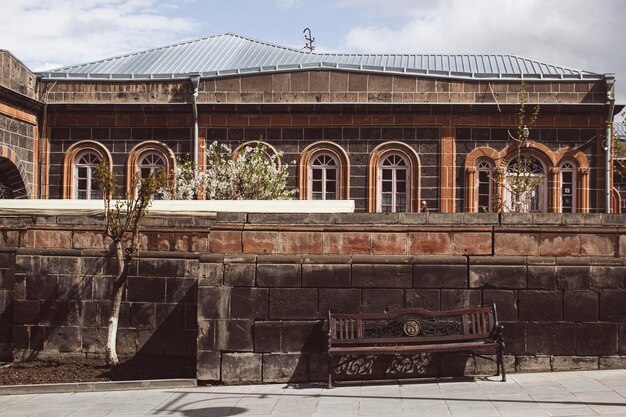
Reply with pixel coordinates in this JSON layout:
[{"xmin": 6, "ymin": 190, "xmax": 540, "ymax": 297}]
[
  {"xmin": 340, "ymin": 0, "xmax": 626, "ymax": 104},
  {"xmin": 0, "ymin": 0, "xmax": 199, "ymax": 71}
]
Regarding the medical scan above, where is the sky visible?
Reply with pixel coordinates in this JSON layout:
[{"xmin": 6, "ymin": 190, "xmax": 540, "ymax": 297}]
[{"xmin": 1, "ymin": 0, "xmax": 626, "ymax": 108}]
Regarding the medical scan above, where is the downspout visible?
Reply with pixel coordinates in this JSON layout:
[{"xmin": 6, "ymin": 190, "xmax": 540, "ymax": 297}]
[
  {"xmin": 605, "ymin": 74, "xmax": 616, "ymax": 214},
  {"xmin": 190, "ymin": 74, "xmax": 200, "ymax": 178}
]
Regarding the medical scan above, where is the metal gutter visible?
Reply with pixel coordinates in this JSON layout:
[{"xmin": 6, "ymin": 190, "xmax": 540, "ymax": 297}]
[
  {"xmin": 190, "ymin": 75, "xmax": 201, "ymax": 178},
  {"xmin": 605, "ymin": 74, "xmax": 616, "ymax": 214}
]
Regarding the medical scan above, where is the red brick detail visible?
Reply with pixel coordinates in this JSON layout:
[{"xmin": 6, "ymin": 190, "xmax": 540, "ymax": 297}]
[
  {"xmin": 494, "ymin": 233, "xmax": 540, "ymax": 256},
  {"xmin": 371, "ymin": 233, "xmax": 407, "ymax": 254},
  {"xmin": 409, "ymin": 232, "xmax": 452, "ymax": 255},
  {"xmin": 539, "ymin": 234, "xmax": 580, "ymax": 256},
  {"xmin": 277, "ymin": 232, "xmax": 323, "ymax": 254},
  {"xmin": 72, "ymin": 231, "xmax": 105, "ymax": 250},
  {"xmin": 209, "ymin": 231, "xmax": 242, "ymax": 253},
  {"xmin": 191, "ymin": 234, "xmax": 209, "ymax": 252},
  {"xmin": 452, "ymin": 232, "xmax": 492, "ymax": 255},
  {"xmin": 580, "ymin": 234, "xmax": 616, "ymax": 257},
  {"xmin": 439, "ymin": 127, "xmax": 456, "ymax": 213},
  {"xmin": 243, "ymin": 231, "xmax": 277, "ymax": 254},
  {"xmin": 34, "ymin": 230, "xmax": 72, "ymax": 249},
  {"xmin": 324, "ymin": 232, "xmax": 370, "ymax": 254}
]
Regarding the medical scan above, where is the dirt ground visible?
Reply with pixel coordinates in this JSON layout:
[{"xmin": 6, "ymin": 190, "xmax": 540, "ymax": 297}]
[{"xmin": 0, "ymin": 355, "xmax": 195, "ymax": 385}]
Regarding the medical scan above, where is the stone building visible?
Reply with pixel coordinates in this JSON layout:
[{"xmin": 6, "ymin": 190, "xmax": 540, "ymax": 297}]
[{"xmin": 0, "ymin": 33, "xmax": 622, "ymax": 213}]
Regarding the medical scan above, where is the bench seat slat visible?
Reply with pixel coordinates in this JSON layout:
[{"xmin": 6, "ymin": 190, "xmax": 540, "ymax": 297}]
[{"xmin": 329, "ymin": 340, "xmax": 499, "ymax": 355}]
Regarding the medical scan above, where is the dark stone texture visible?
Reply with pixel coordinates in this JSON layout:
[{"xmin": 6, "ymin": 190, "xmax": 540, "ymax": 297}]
[
  {"xmin": 254, "ymin": 321, "xmax": 281, "ymax": 352},
  {"xmin": 281, "ymin": 321, "xmax": 325, "ymax": 353},
  {"xmin": 600, "ymin": 290, "xmax": 626, "ymax": 321},
  {"xmin": 413, "ymin": 264, "xmax": 467, "ymax": 288},
  {"xmin": 130, "ymin": 303, "xmax": 156, "ymax": 329},
  {"xmin": 197, "ymin": 351, "xmax": 221, "ymax": 381},
  {"xmin": 216, "ymin": 319, "xmax": 254, "ymax": 351},
  {"xmin": 362, "ymin": 289, "xmax": 404, "ymax": 313},
  {"xmin": 527, "ymin": 266, "xmax": 556, "ymax": 289},
  {"xmin": 224, "ymin": 263, "xmax": 255, "ymax": 287},
  {"xmin": 526, "ymin": 323, "xmax": 576, "ymax": 355},
  {"xmin": 137, "ymin": 258, "xmax": 185, "ymax": 278},
  {"xmin": 469, "ymin": 265, "xmax": 526, "ymax": 289},
  {"xmin": 46, "ymin": 326, "xmax": 81, "ymax": 352},
  {"xmin": 440, "ymin": 289, "xmax": 481, "ymax": 310},
  {"xmin": 591, "ymin": 266, "xmax": 624, "ymax": 289},
  {"xmin": 222, "ymin": 353, "xmax": 262, "ymax": 383},
  {"xmin": 198, "ymin": 263, "xmax": 224, "ymax": 287},
  {"xmin": 166, "ymin": 278, "xmax": 196, "ymax": 304},
  {"xmin": 302, "ymin": 264, "xmax": 350, "ymax": 287},
  {"xmin": 503, "ymin": 322, "xmax": 527, "ymax": 355},
  {"xmin": 576, "ymin": 324, "xmax": 618, "ymax": 356},
  {"xmin": 127, "ymin": 278, "xmax": 165, "ymax": 303},
  {"xmin": 197, "ymin": 319, "xmax": 216, "ymax": 351},
  {"xmin": 197, "ymin": 287, "xmax": 230, "ymax": 320},
  {"xmin": 230, "ymin": 288, "xmax": 268, "ymax": 319},
  {"xmin": 269, "ymin": 288, "xmax": 318, "ymax": 319},
  {"xmin": 564, "ymin": 290, "xmax": 598, "ymax": 322},
  {"xmin": 13, "ymin": 300, "xmax": 40, "ymax": 324},
  {"xmin": 352, "ymin": 264, "xmax": 412, "ymax": 288},
  {"xmin": 319, "ymin": 288, "xmax": 361, "ymax": 315},
  {"xmin": 257, "ymin": 264, "xmax": 301, "ymax": 287},
  {"xmin": 405, "ymin": 289, "xmax": 440, "ymax": 310},
  {"xmin": 518, "ymin": 291, "xmax": 563, "ymax": 321},
  {"xmin": 557, "ymin": 266, "xmax": 591, "ymax": 289},
  {"xmin": 482, "ymin": 290, "xmax": 517, "ymax": 321},
  {"xmin": 262, "ymin": 353, "xmax": 308, "ymax": 383}
]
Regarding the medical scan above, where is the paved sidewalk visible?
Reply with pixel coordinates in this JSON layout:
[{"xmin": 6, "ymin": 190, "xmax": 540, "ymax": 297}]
[{"xmin": 1, "ymin": 370, "xmax": 626, "ymax": 416}]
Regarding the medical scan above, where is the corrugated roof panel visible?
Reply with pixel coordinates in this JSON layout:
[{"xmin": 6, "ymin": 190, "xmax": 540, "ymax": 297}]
[{"xmin": 38, "ymin": 32, "xmax": 604, "ymax": 81}]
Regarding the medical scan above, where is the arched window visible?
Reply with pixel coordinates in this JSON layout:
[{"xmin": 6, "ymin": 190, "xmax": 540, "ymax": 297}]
[
  {"xmin": 138, "ymin": 152, "xmax": 166, "ymax": 179},
  {"xmin": 560, "ymin": 160, "xmax": 576, "ymax": 213},
  {"xmin": 476, "ymin": 159, "xmax": 494, "ymax": 212},
  {"xmin": 504, "ymin": 155, "xmax": 547, "ymax": 213},
  {"xmin": 299, "ymin": 141, "xmax": 350, "ymax": 201},
  {"xmin": 126, "ymin": 141, "xmax": 176, "ymax": 198},
  {"xmin": 310, "ymin": 153, "xmax": 338, "ymax": 200},
  {"xmin": 74, "ymin": 150, "xmax": 102, "ymax": 199},
  {"xmin": 63, "ymin": 141, "xmax": 112, "ymax": 200},
  {"xmin": 379, "ymin": 153, "xmax": 409, "ymax": 213}
]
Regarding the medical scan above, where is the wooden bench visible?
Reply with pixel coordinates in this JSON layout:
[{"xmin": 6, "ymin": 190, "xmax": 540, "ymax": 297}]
[{"xmin": 327, "ymin": 303, "xmax": 505, "ymax": 387}]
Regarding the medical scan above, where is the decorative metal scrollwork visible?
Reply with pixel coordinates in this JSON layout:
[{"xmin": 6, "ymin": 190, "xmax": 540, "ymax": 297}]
[
  {"xmin": 387, "ymin": 353, "xmax": 431, "ymax": 375},
  {"xmin": 334, "ymin": 355, "xmax": 375, "ymax": 376},
  {"xmin": 363, "ymin": 315, "xmax": 463, "ymax": 338},
  {"xmin": 403, "ymin": 320, "xmax": 421, "ymax": 336}
]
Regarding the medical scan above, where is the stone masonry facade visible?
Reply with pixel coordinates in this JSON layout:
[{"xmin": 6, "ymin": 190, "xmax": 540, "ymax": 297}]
[{"xmin": 1, "ymin": 212, "xmax": 626, "ymax": 383}]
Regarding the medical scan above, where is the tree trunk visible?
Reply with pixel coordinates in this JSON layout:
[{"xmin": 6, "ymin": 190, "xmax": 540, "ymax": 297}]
[{"xmin": 105, "ymin": 241, "xmax": 129, "ymax": 367}]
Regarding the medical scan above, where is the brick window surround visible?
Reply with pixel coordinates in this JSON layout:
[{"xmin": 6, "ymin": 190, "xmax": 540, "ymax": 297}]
[
  {"xmin": 232, "ymin": 141, "xmax": 280, "ymax": 166},
  {"xmin": 368, "ymin": 141, "xmax": 421, "ymax": 213},
  {"xmin": 464, "ymin": 141, "xmax": 590, "ymax": 213},
  {"xmin": 299, "ymin": 141, "xmax": 350, "ymax": 201},
  {"xmin": 62, "ymin": 140, "xmax": 112, "ymax": 199},
  {"xmin": 126, "ymin": 141, "xmax": 176, "ymax": 198}
]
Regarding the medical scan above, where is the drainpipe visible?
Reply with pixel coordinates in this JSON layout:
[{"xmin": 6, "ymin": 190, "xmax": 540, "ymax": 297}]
[
  {"xmin": 190, "ymin": 74, "xmax": 201, "ymax": 178},
  {"xmin": 605, "ymin": 74, "xmax": 616, "ymax": 214}
]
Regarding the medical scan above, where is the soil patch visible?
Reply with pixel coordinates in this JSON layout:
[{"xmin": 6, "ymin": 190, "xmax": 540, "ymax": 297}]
[{"xmin": 0, "ymin": 355, "xmax": 195, "ymax": 385}]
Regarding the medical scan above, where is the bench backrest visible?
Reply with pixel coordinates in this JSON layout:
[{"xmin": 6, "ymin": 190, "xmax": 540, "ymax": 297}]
[{"xmin": 329, "ymin": 304, "xmax": 498, "ymax": 345}]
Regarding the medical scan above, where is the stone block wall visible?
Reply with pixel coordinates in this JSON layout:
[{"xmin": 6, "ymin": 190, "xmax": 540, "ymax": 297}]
[{"xmin": 0, "ymin": 51, "xmax": 38, "ymax": 100}]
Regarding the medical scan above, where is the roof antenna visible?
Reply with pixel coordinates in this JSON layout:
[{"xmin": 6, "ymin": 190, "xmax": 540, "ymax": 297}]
[{"xmin": 303, "ymin": 28, "xmax": 315, "ymax": 52}]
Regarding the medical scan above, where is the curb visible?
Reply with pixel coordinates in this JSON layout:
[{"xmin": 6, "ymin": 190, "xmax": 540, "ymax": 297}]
[{"xmin": 0, "ymin": 378, "xmax": 197, "ymax": 395}]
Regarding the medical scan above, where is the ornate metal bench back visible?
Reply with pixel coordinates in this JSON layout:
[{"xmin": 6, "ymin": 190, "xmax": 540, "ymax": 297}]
[{"xmin": 330, "ymin": 305, "xmax": 497, "ymax": 344}]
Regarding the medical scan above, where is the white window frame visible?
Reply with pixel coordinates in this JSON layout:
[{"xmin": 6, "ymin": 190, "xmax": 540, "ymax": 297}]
[
  {"xmin": 476, "ymin": 159, "xmax": 494, "ymax": 212},
  {"xmin": 138, "ymin": 152, "xmax": 166, "ymax": 179},
  {"xmin": 377, "ymin": 153, "xmax": 410, "ymax": 213},
  {"xmin": 560, "ymin": 161, "xmax": 577, "ymax": 213},
  {"xmin": 308, "ymin": 153, "xmax": 339, "ymax": 200},
  {"xmin": 504, "ymin": 155, "xmax": 547, "ymax": 213},
  {"xmin": 73, "ymin": 150, "xmax": 102, "ymax": 200}
]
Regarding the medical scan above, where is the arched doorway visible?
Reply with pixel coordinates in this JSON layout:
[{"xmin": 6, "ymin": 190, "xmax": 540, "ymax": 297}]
[{"xmin": 0, "ymin": 157, "xmax": 28, "ymax": 199}]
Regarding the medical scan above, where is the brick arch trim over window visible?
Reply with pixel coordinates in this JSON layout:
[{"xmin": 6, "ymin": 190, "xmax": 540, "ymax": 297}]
[
  {"xmin": 62, "ymin": 141, "xmax": 112, "ymax": 199},
  {"xmin": 232, "ymin": 141, "xmax": 281, "ymax": 167},
  {"xmin": 126, "ymin": 141, "xmax": 176, "ymax": 198},
  {"xmin": 368, "ymin": 141, "xmax": 421, "ymax": 213},
  {"xmin": 0, "ymin": 145, "xmax": 31, "ymax": 199},
  {"xmin": 299, "ymin": 141, "xmax": 350, "ymax": 200}
]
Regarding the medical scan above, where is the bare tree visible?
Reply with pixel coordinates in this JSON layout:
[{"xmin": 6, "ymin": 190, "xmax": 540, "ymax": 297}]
[{"xmin": 95, "ymin": 164, "xmax": 165, "ymax": 366}]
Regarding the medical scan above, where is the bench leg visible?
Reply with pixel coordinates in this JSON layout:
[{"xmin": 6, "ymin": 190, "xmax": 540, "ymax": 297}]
[
  {"xmin": 328, "ymin": 356, "xmax": 333, "ymax": 389},
  {"xmin": 498, "ymin": 347, "xmax": 506, "ymax": 382}
]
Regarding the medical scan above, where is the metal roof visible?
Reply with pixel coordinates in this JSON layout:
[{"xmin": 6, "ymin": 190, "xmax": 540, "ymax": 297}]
[{"xmin": 37, "ymin": 33, "xmax": 605, "ymax": 81}]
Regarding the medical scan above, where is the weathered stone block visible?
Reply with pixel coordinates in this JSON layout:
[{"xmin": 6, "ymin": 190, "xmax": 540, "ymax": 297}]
[
  {"xmin": 198, "ymin": 263, "xmax": 224, "ymax": 287},
  {"xmin": 527, "ymin": 265, "xmax": 556, "ymax": 289},
  {"xmin": 518, "ymin": 291, "xmax": 562, "ymax": 321},
  {"xmin": 262, "ymin": 353, "xmax": 308, "ymax": 383},
  {"xmin": 197, "ymin": 351, "xmax": 221, "ymax": 381},
  {"xmin": 482, "ymin": 290, "xmax": 517, "ymax": 321},
  {"xmin": 25, "ymin": 274, "xmax": 57, "ymax": 300},
  {"xmin": 197, "ymin": 319, "xmax": 216, "ymax": 350},
  {"xmin": 254, "ymin": 321, "xmax": 281, "ymax": 352},
  {"xmin": 230, "ymin": 288, "xmax": 268, "ymax": 319},
  {"xmin": 82, "ymin": 328, "xmax": 106, "ymax": 353},
  {"xmin": 242, "ymin": 231, "xmax": 276, "ymax": 254},
  {"xmin": 526, "ymin": 323, "xmax": 576, "ymax": 355},
  {"xmin": 198, "ymin": 287, "xmax": 230, "ymax": 319},
  {"xmin": 599, "ymin": 356, "xmax": 626, "ymax": 369},
  {"xmin": 57, "ymin": 275, "xmax": 92, "ymax": 301},
  {"xmin": 590, "ymin": 266, "xmax": 624, "ymax": 289},
  {"xmin": 502, "ymin": 322, "xmax": 526, "ymax": 355},
  {"xmin": 72, "ymin": 231, "xmax": 105, "ymax": 250},
  {"xmin": 556, "ymin": 266, "xmax": 591, "ymax": 289},
  {"xmin": 600, "ymin": 290, "xmax": 626, "ymax": 321},
  {"xmin": 580, "ymin": 234, "xmax": 616, "ymax": 256},
  {"xmin": 269, "ymin": 288, "xmax": 318, "ymax": 319},
  {"xmin": 302, "ymin": 264, "xmax": 350, "ymax": 287},
  {"xmin": 539, "ymin": 234, "xmax": 580, "ymax": 256},
  {"xmin": 371, "ymin": 233, "xmax": 407, "ymax": 254},
  {"xmin": 209, "ymin": 230, "xmax": 242, "ymax": 253},
  {"xmin": 163, "ymin": 329, "xmax": 195, "ymax": 356},
  {"xmin": 452, "ymin": 232, "xmax": 492, "ymax": 255},
  {"xmin": 469, "ymin": 265, "xmax": 526, "ymax": 289},
  {"xmin": 137, "ymin": 258, "xmax": 185, "ymax": 277},
  {"xmin": 324, "ymin": 232, "xmax": 370, "ymax": 254},
  {"xmin": 281, "ymin": 321, "xmax": 325, "ymax": 353},
  {"xmin": 0, "ymin": 268, "xmax": 15, "ymax": 290},
  {"xmin": 408, "ymin": 232, "xmax": 452, "ymax": 255},
  {"xmin": 216, "ymin": 319, "xmax": 253, "ymax": 351},
  {"xmin": 13, "ymin": 300, "xmax": 40, "ymax": 324},
  {"xmin": 352, "ymin": 264, "xmax": 412, "ymax": 288},
  {"xmin": 620, "ymin": 325, "xmax": 626, "ymax": 354},
  {"xmin": 564, "ymin": 290, "xmax": 598, "ymax": 322},
  {"xmin": 362, "ymin": 289, "xmax": 404, "ymax": 313},
  {"xmin": 440, "ymin": 289, "xmax": 481, "ymax": 310},
  {"xmin": 127, "ymin": 278, "xmax": 165, "ymax": 303},
  {"xmin": 47, "ymin": 326, "xmax": 81, "ymax": 352},
  {"xmin": 166, "ymin": 278, "xmax": 196, "ymax": 304},
  {"xmin": 224, "ymin": 263, "xmax": 255, "ymax": 287},
  {"xmin": 130, "ymin": 303, "xmax": 156, "ymax": 329},
  {"xmin": 319, "ymin": 288, "xmax": 361, "ymax": 315},
  {"xmin": 576, "ymin": 323, "xmax": 618, "ymax": 356},
  {"xmin": 277, "ymin": 232, "xmax": 323, "ymax": 254},
  {"xmin": 405, "ymin": 289, "xmax": 440, "ymax": 310},
  {"xmin": 494, "ymin": 233, "xmax": 539, "ymax": 256},
  {"xmin": 222, "ymin": 353, "xmax": 262, "ymax": 383},
  {"xmin": 516, "ymin": 355, "xmax": 551, "ymax": 372},
  {"xmin": 257, "ymin": 264, "xmax": 301, "ymax": 287},
  {"xmin": 551, "ymin": 356, "xmax": 598, "ymax": 371},
  {"xmin": 156, "ymin": 303, "xmax": 185, "ymax": 329},
  {"xmin": 413, "ymin": 264, "xmax": 467, "ymax": 288},
  {"xmin": 34, "ymin": 230, "xmax": 71, "ymax": 249}
]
